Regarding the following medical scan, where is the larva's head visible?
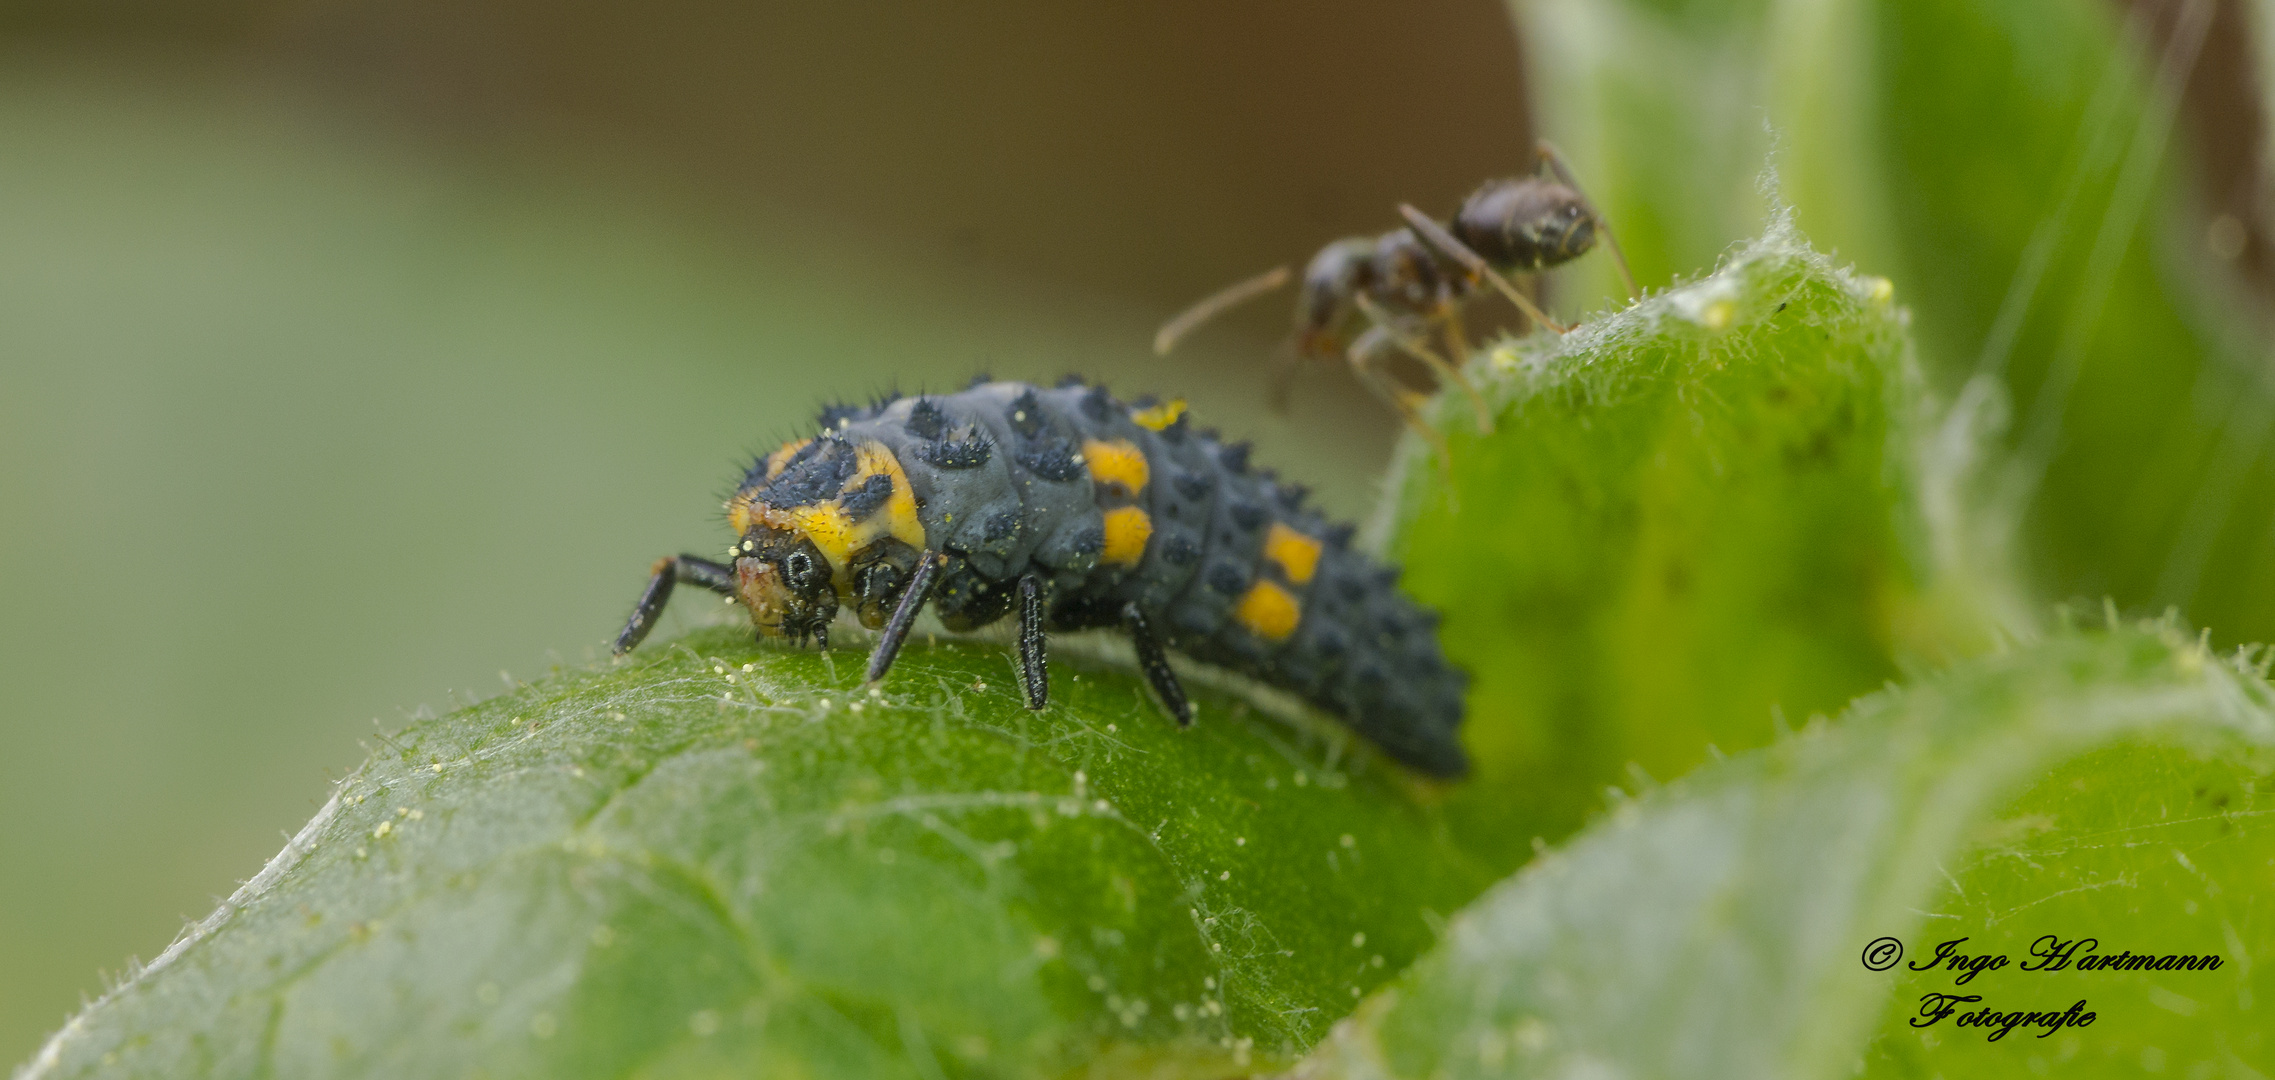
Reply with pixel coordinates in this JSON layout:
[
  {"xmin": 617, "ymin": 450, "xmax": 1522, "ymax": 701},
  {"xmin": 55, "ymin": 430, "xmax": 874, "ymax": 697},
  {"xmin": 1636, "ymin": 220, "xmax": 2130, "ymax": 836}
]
[
  {"xmin": 732, "ymin": 528, "xmax": 838, "ymax": 646},
  {"xmin": 726, "ymin": 433, "xmax": 929, "ymax": 646}
]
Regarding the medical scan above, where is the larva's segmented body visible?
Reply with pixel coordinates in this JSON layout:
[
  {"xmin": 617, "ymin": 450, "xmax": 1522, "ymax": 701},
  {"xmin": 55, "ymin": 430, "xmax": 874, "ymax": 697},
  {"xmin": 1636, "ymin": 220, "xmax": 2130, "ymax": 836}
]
[{"xmin": 614, "ymin": 379, "xmax": 1468, "ymax": 777}]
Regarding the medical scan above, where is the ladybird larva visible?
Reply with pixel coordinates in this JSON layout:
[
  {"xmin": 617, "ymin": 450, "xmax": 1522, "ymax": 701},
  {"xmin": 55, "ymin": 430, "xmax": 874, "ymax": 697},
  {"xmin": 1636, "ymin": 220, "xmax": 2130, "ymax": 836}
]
[{"xmin": 613, "ymin": 377, "xmax": 1468, "ymax": 777}]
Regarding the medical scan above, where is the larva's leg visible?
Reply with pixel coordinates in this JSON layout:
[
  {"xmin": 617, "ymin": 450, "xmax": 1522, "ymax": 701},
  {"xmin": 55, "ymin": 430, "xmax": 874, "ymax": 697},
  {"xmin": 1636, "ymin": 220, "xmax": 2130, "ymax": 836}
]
[
  {"xmin": 1535, "ymin": 140, "xmax": 1640, "ymax": 301},
  {"xmin": 1016, "ymin": 574, "xmax": 1050, "ymax": 711},
  {"xmin": 1397, "ymin": 203, "xmax": 1569, "ymax": 334},
  {"xmin": 612, "ymin": 555, "xmax": 736, "ymax": 656},
  {"xmin": 1121, "ymin": 603, "xmax": 1192, "ymax": 727},
  {"xmin": 863, "ymin": 550, "xmax": 946, "ymax": 685}
]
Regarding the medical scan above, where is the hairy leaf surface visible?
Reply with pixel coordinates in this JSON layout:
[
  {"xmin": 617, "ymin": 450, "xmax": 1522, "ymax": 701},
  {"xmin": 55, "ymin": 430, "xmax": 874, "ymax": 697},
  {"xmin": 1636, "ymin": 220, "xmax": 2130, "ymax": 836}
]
[
  {"xmin": 1294, "ymin": 622, "xmax": 2275, "ymax": 1079},
  {"xmin": 22, "ymin": 634, "xmax": 1493, "ymax": 1079}
]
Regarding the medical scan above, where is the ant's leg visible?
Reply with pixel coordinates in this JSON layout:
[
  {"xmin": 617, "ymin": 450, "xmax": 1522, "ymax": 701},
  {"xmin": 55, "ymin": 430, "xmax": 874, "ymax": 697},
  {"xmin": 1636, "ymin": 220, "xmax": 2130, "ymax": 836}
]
[
  {"xmin": 1398, "ymin": 204, "xmax": 1569, "ymax": 334},
  {"xmin": 1345, "ymin": 324, "xmax": 1431, "ymax": 425},
  {"xmin": 1535, "ymin": 140, "xmax": 1640, "ymax": 301},
  {"xmin": 1435, "ymin": 303, "xmax": 1502, "ymax": 433},
  {"xmin": 1265, "ymin": 336, "xmax": 1309, "ymax": 414},
  {"xmin": 1121, "ymin": 602, "xmax": 1192, "ymax": 727},
  {"xmin": 1347, "ymin": 325, "xmax": 1451, "ymax": 458},
  {"xmin": 863, "ymin": 550, "xmax": 946, "ymax": 685},
  {"xmin": 613, "ymin": 555, "xmax": 736, "ymax": 655},
  {"xmin": 1016, "ymin": 574, "xmax": 1050, "ymax": 711},
  {"xmin": 1155, "ymin": 265, "xmax": 1293, "ymax": 355},
  {"xmin": 1441, "ymin": 302, "xmax": 1473, "ymax": 361},
  {"xmin": 1353, "ymin": 294, "xmax": 1494, "ymax": 434}
]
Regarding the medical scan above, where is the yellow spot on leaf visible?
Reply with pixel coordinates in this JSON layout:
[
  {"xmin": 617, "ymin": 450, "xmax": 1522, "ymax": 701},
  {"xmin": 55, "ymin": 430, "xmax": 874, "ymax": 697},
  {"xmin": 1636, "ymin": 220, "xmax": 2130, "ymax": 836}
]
[
  {"xmin": 1233, "ymin": 580, "xmax": 1300, "ymax": 641},
  {"xmin": 1101, "ymin": 506, "xmax": 1152, "ymax": 566},
  {"xmin": 1131, "ymin": 399, "xmax": 1187, "ymax": 431},
  {"xmin": 1082, "ymin": 438, "xmax": 1149, "ymax": 498},
  {"xmin": 1262, "ymin": 523, "xmax": 1321, "ymax": 584}
]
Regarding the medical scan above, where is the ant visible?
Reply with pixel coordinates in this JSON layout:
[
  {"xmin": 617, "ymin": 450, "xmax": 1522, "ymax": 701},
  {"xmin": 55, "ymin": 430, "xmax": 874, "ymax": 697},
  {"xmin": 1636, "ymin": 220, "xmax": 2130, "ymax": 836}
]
[{"xmin": 1155, "ymin": 141, "xmax": 1638, "ymax": 442}]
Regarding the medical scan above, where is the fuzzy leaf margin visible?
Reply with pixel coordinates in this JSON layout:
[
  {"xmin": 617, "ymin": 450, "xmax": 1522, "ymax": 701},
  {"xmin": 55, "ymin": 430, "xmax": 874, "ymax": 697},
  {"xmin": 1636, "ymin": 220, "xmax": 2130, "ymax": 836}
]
[
  {"xmin": 19, "ymin": 632, "xmax": 1499, "ymax": 1079},
  {"xmin": 1291, "ymin": 620, "xmax": 2275, "ymax": 1079}
]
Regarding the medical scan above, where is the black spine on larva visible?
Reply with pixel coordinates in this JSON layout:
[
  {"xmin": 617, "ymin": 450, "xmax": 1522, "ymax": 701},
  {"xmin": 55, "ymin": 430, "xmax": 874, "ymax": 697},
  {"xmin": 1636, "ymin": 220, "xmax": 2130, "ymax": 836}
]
[{"xmin": 829, "ymin": 379, "xmax": 1468, "ymax": 776}]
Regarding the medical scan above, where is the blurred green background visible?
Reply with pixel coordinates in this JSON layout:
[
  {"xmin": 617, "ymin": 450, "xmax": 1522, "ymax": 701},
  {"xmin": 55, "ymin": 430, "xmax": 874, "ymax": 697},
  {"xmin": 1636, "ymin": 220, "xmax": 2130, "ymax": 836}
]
[
  {"xmin": 0, "ymin": 2, "xmax": 1541, "ymax": 1062},
  {"xmin": 4, "ymin": 0, "xmax": 2271, "ymax": 1068}
]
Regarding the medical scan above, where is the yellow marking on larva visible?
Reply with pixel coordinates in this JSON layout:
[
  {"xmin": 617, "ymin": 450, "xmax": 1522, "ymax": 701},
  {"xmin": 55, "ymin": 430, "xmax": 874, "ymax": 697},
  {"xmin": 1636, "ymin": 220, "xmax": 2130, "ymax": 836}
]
[
  {"xmin": 765, "ymin": 438, "xmax": 813, "ymax": 480},
  {"xmin": 1100, "ymin": 506, "xmax": 1153, "ymax": 566},
  {"xmin": 1131, "ymin": 399, "xmax": 1187, "ymax": 431},
  {"xmin": 1262, "ymin": 523, "xmax": 1321, "ymax": 585},
  {"xmin": 749, "ymin": 441, "xmax": 928, "ymax": 594},
  {"xmin": 1082, "ymin": 438, "xmax": 1149, "ymax": 498},
  {"xmin": 1233, "ymin": 580, "xmax": 1301, "ymax": 641},
  {"xmin": 851, "ymin": 441, "xmax": 927, "ymax": 551},
  {"xmin": 735, "ymin": 438, "xmax": 818, "ymax": 536}
]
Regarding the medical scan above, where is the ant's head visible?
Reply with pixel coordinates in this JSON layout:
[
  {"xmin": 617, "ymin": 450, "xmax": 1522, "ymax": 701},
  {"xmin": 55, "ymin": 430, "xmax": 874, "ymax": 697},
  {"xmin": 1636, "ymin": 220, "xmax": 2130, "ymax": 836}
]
[
  {"xmin": 1450, "ymin": 178, "xmax": 1597, "ymax": 272},
  {"xmin": 733, "ymin": 528, "xmax": 839, "ymax": 647}
]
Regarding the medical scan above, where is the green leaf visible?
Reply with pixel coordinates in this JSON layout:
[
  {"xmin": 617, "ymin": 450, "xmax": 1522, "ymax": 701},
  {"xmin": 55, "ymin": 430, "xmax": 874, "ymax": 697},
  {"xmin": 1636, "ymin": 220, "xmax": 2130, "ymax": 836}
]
[
  {"xmin": 19, "ymin": 215, "xmax": 1969, "ymax": 1079},
  {"xmin": 1511, "ymin": 0, "xmax": 2275, "ymax": 647},
  {"xmin": 1293, "ymin": 619, "xmax": 2275, "ymax": 1079},
  {"xmin": 21, "ymin": 632, "xmax": 1496, "ymax": 1079},
  {"xmin": 1375, "ymin": 216, "xmax": 2012, "ymax": 861}
]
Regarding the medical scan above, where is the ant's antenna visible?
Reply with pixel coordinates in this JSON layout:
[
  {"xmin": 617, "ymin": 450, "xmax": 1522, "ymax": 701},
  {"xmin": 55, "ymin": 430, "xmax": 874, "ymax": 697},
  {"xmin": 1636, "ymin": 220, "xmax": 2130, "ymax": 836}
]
[
  {"xmin": 1154, "ymin": 265, "xmax": 1293, "ymax": 355},
  {"xmin": 1536, "ymin": 141, "xmax": 1640, "ymax": 301}
]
